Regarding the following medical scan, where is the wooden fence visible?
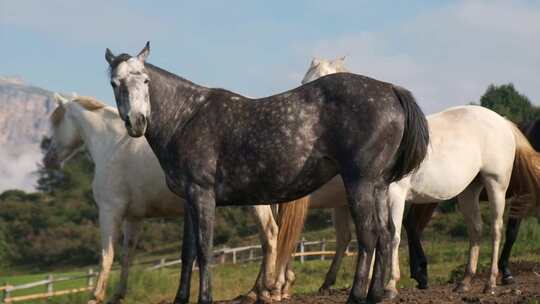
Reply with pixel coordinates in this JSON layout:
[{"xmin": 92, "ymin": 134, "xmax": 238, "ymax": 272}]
[{"xmin": 1, "ymin": 238, "xmax": 357, "ymax": 303}]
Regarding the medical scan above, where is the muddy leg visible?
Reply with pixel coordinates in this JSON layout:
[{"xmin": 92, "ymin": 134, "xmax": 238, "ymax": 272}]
[
  {"xmin": 89, "ymin": 209, "xmax": 122, "ymax": 304},
  {"xmin": 454, "ymin": 184, "xmax": 483, "ymax": 293},
  {"xmin": 482, "ymin": 178, "xmax": 506, "ymax": 294}
]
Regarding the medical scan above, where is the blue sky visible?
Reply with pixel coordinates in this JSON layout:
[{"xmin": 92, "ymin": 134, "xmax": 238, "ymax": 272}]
[{"xmin": 2, "ymin": 0, "xmax": 540, "ymax": 113}]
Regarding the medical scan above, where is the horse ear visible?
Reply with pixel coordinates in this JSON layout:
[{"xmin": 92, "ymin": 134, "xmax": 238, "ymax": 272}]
[
  {"xmin": 54, "ymin": 93, "xmax": 69, "ymax": 107},
  {"xmin": 137, "ymin": 41, "xmax": 150, "ymax": 62},
  {"xmin": 105, "ymin": 48, "xmax": 115, "ymax": 64},
  {"xmin": 311, "ymin": 57, "xmax": 321, "ymax": 66}
]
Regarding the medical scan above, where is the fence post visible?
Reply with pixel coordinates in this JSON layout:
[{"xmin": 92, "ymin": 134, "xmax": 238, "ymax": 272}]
[
  {"xmin": 249, "ymin": 248, "xmax": 254, "ymax": 261},
  {"xmin": 321, "ymin": 238, "xmax": 326, "ymax": 261},
  {"xmin": 87, "ymin": 268, "xmax": 95, "ymax": 288},
  {"xmin": 232, "ymin": 249, "xmax": 237, "ymax": 264},
  {"xmin": 47, "ymin": 274, "xmax": 53, "ymax": 297},
  {"xmin": 300, "ymin": 237, "xmax": 305, "ymax": 264},
  {"xmin": 219, "ymin": 251, "xmax": 226, "ymax": 264}
]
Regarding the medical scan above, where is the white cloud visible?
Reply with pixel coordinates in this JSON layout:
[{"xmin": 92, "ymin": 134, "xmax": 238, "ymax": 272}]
[
  {"xmin": 0, "ymin": 146, "xmax": 42, "ymax": 192},
  {"xmin": 292, "ymin": 0, "xmax": 540, "ymax": 114}
]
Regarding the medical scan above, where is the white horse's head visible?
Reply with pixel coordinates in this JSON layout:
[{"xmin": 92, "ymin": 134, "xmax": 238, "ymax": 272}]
[
  {"xmin": 43, "ymin": 93, "xmax": 85, "ymax": 169},
  {"xmin": 301, "ymin": 56, "xmax": 349, "ymax": 84},
  {"xmin": 105, "ymin": 42, "xmax": 151, "ymax": 138}
]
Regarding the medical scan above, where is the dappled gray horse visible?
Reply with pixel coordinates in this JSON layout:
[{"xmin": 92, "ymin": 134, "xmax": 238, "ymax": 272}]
[{"xmin": 105, "ymin": 42, "xmax": 429, "ymax": 304}]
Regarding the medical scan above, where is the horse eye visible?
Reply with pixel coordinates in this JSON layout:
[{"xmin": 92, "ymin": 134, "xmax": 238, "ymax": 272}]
[{"xmin": 144, "ymin": 79, "xmax": 150, "ymax": 84}]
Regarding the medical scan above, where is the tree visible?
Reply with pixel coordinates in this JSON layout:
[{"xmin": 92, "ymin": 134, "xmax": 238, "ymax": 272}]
[
  {"xmin": 480, "ymin": 83, "xmax": 538, "ymax": 122},
  {"xmin": 36, "ymin": 136, "xmax": 65, "ymax": 193}
]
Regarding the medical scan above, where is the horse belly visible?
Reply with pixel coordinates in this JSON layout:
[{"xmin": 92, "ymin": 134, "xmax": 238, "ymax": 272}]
[
  {"xmin": 216, "ymin": 157, "xmax": 337, "ymax": 206},
  {"xmin": 408, "ymin": 145, "xmax": 482, "ymax": 202}
]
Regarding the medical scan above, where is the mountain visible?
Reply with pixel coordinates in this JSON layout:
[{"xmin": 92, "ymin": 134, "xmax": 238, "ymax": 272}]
[{"xmin": 0, "ymin": 76, "xmax": 56, "ymax": 192}]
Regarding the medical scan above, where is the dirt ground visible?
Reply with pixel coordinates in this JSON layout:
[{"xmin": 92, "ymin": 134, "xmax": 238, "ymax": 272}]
[{"xmin": 215, "ymin": 261, "xmax": 540, "ymax": 304}]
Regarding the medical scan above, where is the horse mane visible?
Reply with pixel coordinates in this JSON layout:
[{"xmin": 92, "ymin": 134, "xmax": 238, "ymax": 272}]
[
  {"xmin": 50, "ymin": 96, "xmax": 107, "ymax": 127},
  {"xmin": 73, "ymin": 96, "xmax": 107, "ymax": 111}
]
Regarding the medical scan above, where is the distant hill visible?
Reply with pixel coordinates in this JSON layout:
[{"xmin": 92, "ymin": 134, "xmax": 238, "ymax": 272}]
[{"xmin": 0, "ymin": 76, "xmax": 56, "ymax": 192}]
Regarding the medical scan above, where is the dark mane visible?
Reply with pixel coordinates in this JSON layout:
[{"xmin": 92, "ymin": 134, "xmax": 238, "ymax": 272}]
[{"xmin": 144, "ymin": 63, "xmax": 201, "ymax": 88}]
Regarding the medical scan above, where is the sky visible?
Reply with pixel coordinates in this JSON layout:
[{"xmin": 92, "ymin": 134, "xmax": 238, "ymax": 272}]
[{"xmin": 2, "ymin": 0, "xmax": 540, "ymax": 114}]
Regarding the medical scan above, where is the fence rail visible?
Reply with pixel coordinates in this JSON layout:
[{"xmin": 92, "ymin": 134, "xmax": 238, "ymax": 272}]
[{"xmin": 1, "ymin": 238, "xmax": 356, "ymax": 303}]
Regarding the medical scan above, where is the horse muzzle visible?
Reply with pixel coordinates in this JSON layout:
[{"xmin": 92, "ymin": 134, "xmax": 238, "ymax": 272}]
[{"xmin": 125, "ymin": 113, "xmax": 147, "ymax": 137}]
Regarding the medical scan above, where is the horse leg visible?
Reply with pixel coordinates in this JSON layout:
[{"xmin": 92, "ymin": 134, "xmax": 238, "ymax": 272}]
[
  {"xmin": 454, "ymin": 183, "xmax": 483, "ymax": 293},
  {"xmin": 281, "ymin": 261, "xmax": 296, "ymax": 299},
  {"xmin": 384, "ymin": 184, "xmax": 408, "ymax": 300},
  {"xmin": 404, "ymin": 203, "xmax": 438, "ymax": 289},
  {"xmin": 249, "ymin": 205, "xmax": 279, "ymax": 303},
  {"xmin": 89, "ymin": 209, "xmax": 122, "ymax": 304},
  {"xmin": 186, "ymin": 185, "xmax": 216, "ymax": 304},
  {"xmin": 173, "ymin": 208, "xmax": 197, "ymax": 304},
  {"xmin": 499, "ymin": 217, "xmax": 522, "ymax": 285},
  {"xmin": 111, "ymin": 219, "xmax": 142, "ymax": 304},
  {"xmin": 343, "ymin": 177, "xmax": 390, "ymax": 304},
  {"xmin": 482, "ymin": 177, "xmax": 507, "ymax": 294},
  {"xmin": 319, "ymin": 206, "xmax": 351, "ymax": 293}
]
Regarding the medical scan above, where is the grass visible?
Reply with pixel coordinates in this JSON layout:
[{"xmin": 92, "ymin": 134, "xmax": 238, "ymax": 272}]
[
  {"xmin": 3, "ymin": 237, "xmax": 539, "ymax": 304},
  {"xmin": 2, "ymin": 210, "xmax": 539, "ymax": 303}
]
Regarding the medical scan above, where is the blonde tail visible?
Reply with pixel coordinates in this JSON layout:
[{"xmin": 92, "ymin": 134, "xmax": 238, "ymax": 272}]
[
  {"xmin": 275, "ymin": 196, "xmax": 310, "ymax": 276},
  {"xmin": 507, "ymin": 121, "xmax": 540, "ymax": 219}
]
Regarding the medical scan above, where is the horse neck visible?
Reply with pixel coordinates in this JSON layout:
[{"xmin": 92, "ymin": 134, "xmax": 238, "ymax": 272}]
[
  {"xmin": 144, "ymin": 64, "xmax": 210, "ymax": 151},
  {"xmin": 69, "ymin": 105, "xmax": 127, "ymax": 165}
]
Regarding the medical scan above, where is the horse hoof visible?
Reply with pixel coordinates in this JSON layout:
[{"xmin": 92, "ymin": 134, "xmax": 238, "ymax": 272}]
[
  {"xmin": 384, "ymin": 289, "xmax": 398, "ymax": 300},
  {"xmin": 231, "ymin": 295, "xmax": 257, "ymax": 304},
  {"xmin": 453, "ymin": 282, "xmax": 470, "ymax": 293},
  {"xmin": 88, "ymin": 299, "xmax": 101, "ymax": 304},
  {"xmin": 281, "ymin": 293, "xmax": 292, "ymax": 300},
  {"xmin": 367, "ymin": 290, "xmax": 384, "ymax": 303},
  {"xmin": 416, "ymin": 282, "xmax": 429, "ymax": 290},
  {"xmin": 258, "ymin": 293, "xmax": 273, "ymax": 304},
  {"xmin": 318, "ymin": 287, "xmax": 332, "ymax": 296},
  {"xmin": 483, "ymin": 285, "xmax": 496, "ymax": 295},
  {"xmin": 346, "ymin": 296, "xmax": 368, "ymax": 304},
  {"xmin": 501, "ymin": 275, "xmax": 515, "ymax": 285},
  {"xmin": 107, "ymin": 295, "xmax": 124, "ymax": 304}
]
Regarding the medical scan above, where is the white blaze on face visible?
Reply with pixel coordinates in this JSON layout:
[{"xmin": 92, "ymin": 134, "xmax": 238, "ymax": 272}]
[{"xmin": 112, "ymin": 58, "xmax": 151, "ymax": 122}]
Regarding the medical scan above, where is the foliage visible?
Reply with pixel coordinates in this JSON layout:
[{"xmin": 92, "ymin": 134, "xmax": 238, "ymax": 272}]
[{"xmin": 480, "ymin": 83, "xmax": 540, "ymax": 122}]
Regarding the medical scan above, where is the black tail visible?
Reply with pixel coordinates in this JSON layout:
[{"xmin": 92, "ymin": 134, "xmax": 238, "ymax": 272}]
[{"xmin": 388, "ymin": 85, "xmax": 430, "ymax": 182}]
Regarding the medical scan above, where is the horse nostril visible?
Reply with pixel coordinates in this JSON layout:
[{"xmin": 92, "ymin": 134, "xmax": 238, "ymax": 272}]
[{"xmin": 136, "ymin": 114, "xmax": 146, "ymax": 127}]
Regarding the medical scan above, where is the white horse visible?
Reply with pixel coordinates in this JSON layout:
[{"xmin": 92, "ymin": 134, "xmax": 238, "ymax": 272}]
[
  {"xmin": 43, "ymin": 94, "xmax": 308, "ymax": 304},
  {"xmin": 286, "ymin": 58, "xmax": 540, "ymax": 298}
]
